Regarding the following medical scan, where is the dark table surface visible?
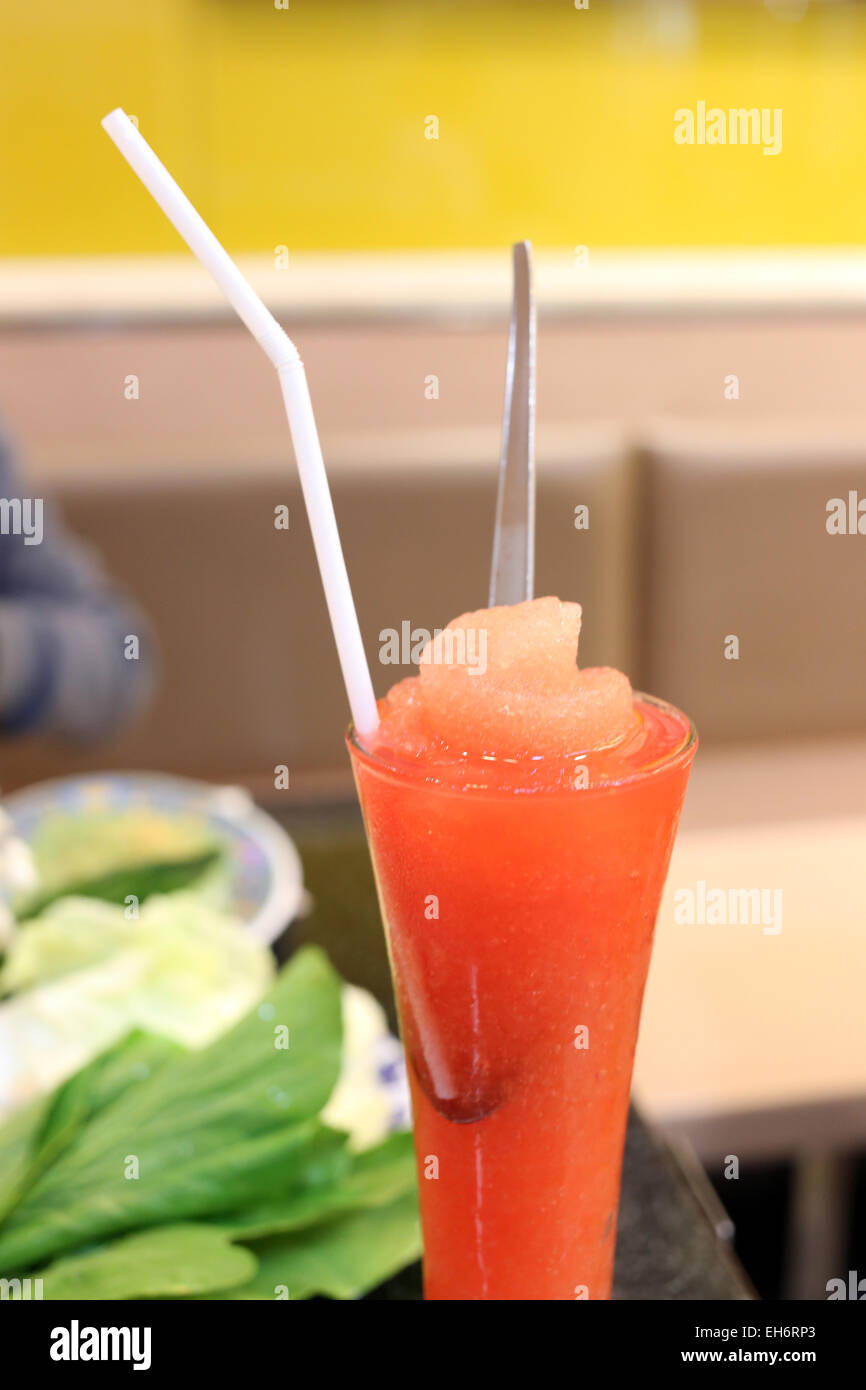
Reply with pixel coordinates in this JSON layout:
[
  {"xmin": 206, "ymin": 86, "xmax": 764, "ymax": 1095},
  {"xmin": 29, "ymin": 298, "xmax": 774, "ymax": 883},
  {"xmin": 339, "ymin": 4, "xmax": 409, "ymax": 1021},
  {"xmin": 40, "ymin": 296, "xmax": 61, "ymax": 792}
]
[{"xmin": 274, "ymin": 804, "xmax": 753, "ymax": 1302}]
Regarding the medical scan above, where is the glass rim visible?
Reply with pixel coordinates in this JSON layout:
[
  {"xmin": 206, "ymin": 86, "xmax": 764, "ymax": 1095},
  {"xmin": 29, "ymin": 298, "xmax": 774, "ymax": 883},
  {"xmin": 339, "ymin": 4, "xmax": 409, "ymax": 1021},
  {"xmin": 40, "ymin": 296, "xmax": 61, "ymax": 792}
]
[{"xmin": 347, "ymin": 690, "xmax": 698, "ymax": 795}]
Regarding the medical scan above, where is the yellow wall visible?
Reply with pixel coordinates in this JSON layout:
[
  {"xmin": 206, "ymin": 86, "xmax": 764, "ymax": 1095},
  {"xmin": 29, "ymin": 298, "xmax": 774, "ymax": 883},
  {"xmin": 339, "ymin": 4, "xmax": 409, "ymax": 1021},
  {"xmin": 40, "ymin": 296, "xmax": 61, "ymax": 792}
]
[{"xmin": 2, "ymin": 0, "xmax": 865, "ymax": 254}]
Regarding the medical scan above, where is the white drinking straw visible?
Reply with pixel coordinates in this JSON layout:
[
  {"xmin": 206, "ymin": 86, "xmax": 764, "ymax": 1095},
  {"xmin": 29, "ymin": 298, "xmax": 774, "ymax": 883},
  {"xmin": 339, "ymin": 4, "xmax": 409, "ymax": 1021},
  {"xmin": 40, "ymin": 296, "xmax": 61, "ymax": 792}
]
[{"xmin": 101, "ymin": 108, "xmax": 380, "ymax": 736}]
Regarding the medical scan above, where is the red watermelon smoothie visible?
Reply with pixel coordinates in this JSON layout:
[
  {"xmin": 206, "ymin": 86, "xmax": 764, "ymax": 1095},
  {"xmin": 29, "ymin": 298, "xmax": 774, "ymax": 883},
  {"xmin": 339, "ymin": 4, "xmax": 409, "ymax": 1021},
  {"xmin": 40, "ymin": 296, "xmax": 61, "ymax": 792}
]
[{"xmin": 348, "ymin": 598, "xmax": 696, "ymax": 1300}]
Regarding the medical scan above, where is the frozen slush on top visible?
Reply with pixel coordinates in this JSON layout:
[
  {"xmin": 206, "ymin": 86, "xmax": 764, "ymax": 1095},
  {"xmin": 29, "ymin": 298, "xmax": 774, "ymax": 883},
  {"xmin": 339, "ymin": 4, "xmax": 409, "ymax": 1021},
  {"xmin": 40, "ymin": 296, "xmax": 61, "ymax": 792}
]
[{"xmin": 375, "ymin": 597, "xmax": 634, "ymax": 760}]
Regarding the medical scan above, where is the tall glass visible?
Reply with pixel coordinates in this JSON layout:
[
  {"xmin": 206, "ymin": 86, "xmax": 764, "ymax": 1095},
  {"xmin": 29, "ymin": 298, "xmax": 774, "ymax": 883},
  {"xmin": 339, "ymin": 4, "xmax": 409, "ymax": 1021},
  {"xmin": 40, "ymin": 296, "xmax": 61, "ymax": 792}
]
[{"xmin": 348, "ymin": 693, "xmax": 696, "ymax": 1301}]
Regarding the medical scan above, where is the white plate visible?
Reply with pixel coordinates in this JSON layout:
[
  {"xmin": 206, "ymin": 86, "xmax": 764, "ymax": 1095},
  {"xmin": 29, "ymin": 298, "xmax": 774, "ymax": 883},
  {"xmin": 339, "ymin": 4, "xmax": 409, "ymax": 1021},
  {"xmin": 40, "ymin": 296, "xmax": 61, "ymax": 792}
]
[{"xmin": 2, "ymin": 772, "xmax": 305, "ymax": 945}]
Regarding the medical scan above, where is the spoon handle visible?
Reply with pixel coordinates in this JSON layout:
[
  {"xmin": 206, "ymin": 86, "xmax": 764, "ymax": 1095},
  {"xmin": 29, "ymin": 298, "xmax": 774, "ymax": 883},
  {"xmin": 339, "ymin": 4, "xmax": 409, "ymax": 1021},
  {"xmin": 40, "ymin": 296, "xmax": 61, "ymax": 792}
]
[{"xmin": 489, "ymin": 239, "xmax": 536, "ymax": 607}]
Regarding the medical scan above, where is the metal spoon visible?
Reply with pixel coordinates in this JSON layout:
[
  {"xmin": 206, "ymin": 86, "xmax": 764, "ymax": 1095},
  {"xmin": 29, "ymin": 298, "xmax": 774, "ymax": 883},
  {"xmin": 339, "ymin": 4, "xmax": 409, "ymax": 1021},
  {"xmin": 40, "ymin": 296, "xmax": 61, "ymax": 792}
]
[{"xmin": 489, "ymin": 240, "xmax": 536, "ymax": 607}]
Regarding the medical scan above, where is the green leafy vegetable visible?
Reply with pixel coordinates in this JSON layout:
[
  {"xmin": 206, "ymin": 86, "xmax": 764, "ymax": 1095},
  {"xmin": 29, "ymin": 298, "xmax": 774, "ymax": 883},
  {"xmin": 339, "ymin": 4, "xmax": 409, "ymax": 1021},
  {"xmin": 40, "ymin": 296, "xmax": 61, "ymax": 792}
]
[
  {"xmin": 16, "ymin": 852, "xmax": 223, "ymax": 921},
  {"xmin": 0, "ymin": 946, "xmax": 421, "ymax": 1300},
  {"xmin": 218, "ymin": 1129, "xmax": 417, "ymax": 1241},
  {"xmin": 206, "ymin": 1190, "xmax": 421, "ymax": 1300},
  {"xmin": 40, "ymin": 1224, "xmax": 256, "ymax": 1300},
  {"xmin": 0, "ymin": 946, "xmax": 343, "ymax": 1272},
  {"xmin": 15, "ymin": 808, "xmax": 224, "ymax": 920},
  {"xmin": 0, "ymin": 895, "xmax": 275, "ymax": 1127},
  {"xmin": 0, "ymin": 1095, "xmax": 50, "ymax": 1225},
  {"xmin": 0, "ymin": 1031, "xmax": 179, "ymax": 1224}
]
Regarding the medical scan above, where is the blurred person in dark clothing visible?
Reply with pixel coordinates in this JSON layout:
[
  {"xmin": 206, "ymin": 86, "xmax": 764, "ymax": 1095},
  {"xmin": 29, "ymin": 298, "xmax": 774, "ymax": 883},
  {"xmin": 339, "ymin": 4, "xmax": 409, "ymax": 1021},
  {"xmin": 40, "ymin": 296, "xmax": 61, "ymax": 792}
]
[{"xmin": 0, "ymin": 426, "xmax": 153, "ymax": 740}]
